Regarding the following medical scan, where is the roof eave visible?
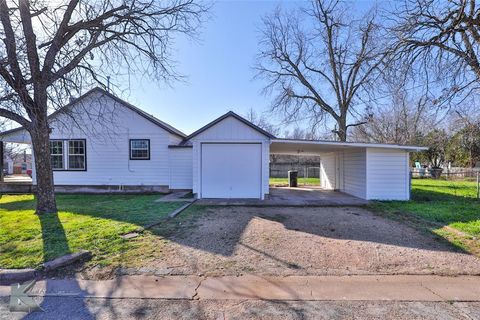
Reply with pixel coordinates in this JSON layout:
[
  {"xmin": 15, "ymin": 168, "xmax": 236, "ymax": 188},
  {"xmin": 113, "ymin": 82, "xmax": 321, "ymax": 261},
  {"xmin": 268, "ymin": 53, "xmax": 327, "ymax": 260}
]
[
  {"xmin": 182, "ymin": 111, "xmax": 276, "ymax": 142},
  {"xmin": 271, "ymin": 138, "xmax": 428, "ymax": 151}
]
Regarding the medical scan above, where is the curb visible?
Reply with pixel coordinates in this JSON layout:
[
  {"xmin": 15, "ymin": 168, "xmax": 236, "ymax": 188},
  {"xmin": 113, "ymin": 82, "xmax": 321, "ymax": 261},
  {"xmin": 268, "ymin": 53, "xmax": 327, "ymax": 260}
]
[
  {"xmin": 42, "ymin": 250, "xmax": 92, "ymax": 271},
  {"xmin": 142, "ymin": 200, "xmax": 196, "ymax": 230},
  {"xmin": 0, "ymin": 250, "xmax": 91, "ymax": 285},
  {"xmin": 0, "ymin": 269, "xmax": 37, "ymax": 284},
  {"xmin": 168, "ymin": 200, "xmax": 196, "ymax": 218}
]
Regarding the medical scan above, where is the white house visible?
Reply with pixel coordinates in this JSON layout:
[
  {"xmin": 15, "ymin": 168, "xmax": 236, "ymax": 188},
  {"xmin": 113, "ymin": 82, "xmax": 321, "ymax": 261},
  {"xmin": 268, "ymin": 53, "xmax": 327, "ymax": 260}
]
[{"xmin": 0, "ymin": 87, "xmax": 427, "ymax": 200}]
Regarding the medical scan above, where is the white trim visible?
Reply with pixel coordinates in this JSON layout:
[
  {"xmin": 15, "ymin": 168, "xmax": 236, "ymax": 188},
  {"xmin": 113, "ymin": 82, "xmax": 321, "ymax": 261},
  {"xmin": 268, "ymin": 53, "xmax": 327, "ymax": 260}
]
[
  {"xmin": 67, "ymin": 139, "xmax": 86, "ymax": 170},
  {"xmin": 49, "ymin": 140, "xmax": 64, "ymax": 170},
  {"xmin": 406, "ymin": 152, "xmax": 410, "ymax": 200}
]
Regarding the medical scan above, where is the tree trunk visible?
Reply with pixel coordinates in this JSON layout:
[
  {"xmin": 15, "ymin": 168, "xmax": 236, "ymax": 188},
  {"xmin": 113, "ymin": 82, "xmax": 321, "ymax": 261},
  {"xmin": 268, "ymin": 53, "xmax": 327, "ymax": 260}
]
[
  {"xmin": 30, "ymin": 122, "xmax": 57, "ymax": 214},
  {"xmin": 337, "ymin": 116, "xmax": 347, "ymax": 142}
]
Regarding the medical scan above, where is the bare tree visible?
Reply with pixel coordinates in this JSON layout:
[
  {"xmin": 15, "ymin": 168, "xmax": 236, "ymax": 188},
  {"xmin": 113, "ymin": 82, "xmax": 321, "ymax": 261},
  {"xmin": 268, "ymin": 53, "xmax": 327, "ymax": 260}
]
[
  {"xmin": 452, "ymin": 105, "xmax": 480, "ymax": 167},
  {"xmin": 283, "ymin": 127, "xmax": 320, "ymax": 140},
  {"xmin": 351, "ymin": 75, "xmax": 441, "ymax": 144},
  {"xmin": 0, "ymin": 0, "xmax": 207, "ymax": 214},
  {"xmin": 256, "ymin": 0, "xmax": 389, "ymax": 142},
  {"xmin": 244, "ymin": 108, "xmax": 280, "ymax": 137},
  {"xmin": 390, "ymin": 0, "xmax": 480, "ymax": 97}
]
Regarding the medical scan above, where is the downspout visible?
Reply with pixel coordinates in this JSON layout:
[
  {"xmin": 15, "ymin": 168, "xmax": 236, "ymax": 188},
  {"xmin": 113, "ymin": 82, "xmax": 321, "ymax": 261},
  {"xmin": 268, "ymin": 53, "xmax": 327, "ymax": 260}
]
[
  {"xmin": 127, "ymin": 128, "xmax": 134, "ymax": 173},
  {"xmin": 123, "ymin": 128, "xmax": 133, "ymax": 191}
]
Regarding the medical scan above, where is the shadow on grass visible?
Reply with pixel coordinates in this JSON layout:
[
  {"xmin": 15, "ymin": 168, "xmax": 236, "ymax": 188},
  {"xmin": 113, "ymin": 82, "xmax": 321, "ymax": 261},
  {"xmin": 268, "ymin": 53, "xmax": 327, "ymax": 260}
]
[
  {"xmin": 38, "ymin": 212, "xmax": 71, "ymax": 262},
  {"xmin": 412, "ymin": 189, "xmax": 477, "ymax": 202},
  {"xmin": 21, "ymin": 207, "xmax": 94, "ymax": 319},
  {"xmin": 380, "ymin": 188, "xmax": 480, "ymax": 226},
  {"xmin": 371, "ymin": 184, "xmax": 480, "ymax": 255}
]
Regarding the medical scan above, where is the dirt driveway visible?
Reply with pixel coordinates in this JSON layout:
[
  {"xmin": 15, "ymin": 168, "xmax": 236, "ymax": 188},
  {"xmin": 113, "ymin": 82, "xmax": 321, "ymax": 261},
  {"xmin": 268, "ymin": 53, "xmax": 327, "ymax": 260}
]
[{"xmin": 122, "ymin": 206, "xmax": 480, "ymax": 277}]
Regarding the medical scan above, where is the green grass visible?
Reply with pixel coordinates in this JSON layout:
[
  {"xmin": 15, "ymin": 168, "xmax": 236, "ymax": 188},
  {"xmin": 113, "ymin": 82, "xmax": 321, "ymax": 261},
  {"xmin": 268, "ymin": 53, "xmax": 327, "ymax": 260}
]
[
  {"xmin": 0, "ymin": 194, "xmax": 185, "ymax": 269},
  {"xmin": 270, "ymin": 177, "xmax": 320, "ymax": 186},
  {"xmin": 373, "ymin": 178, "xmax": 480, "ymax": 255}
]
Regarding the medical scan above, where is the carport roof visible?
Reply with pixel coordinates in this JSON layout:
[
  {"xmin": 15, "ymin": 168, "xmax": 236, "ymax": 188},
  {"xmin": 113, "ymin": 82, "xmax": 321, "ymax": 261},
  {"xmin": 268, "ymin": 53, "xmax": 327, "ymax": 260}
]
[{"xmin": 270, "ymin": 138, "xmax": 428, "ymax": 155}]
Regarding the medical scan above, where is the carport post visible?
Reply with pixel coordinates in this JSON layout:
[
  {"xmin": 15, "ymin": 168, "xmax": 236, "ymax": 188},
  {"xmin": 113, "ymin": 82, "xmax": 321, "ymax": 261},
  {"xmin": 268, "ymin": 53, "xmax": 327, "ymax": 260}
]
[
  {"xmin": 409, "ymin": 171, "xmax": 412, "ymax": 199},
  {"xmin": 0, "ymin": 141, "xmax": 3, "ymax": 182},
  {"xmin": 477, "ymin": 172, "xmax": 479, "ymax": 200}
]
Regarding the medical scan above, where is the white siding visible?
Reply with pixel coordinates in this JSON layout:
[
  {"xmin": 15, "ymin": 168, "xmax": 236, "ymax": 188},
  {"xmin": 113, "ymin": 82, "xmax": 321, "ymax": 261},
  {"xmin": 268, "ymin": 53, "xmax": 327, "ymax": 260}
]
[
  {"xmin": 189, "ymin": 115, "xmax": 270, "ymax": 199},
  {"xmin": 42, "ymin": 91, "xmax": 182, "ymax": 186},
  {"xmin": 169, "ymin": 148, "xmax": 193, "ymax": 189},
  {"xmin": 341, "ymin": 149, "xmax": 367, "ymax": 199},
  {"xmin": 366, "ymin": 148, "xmax": 410, "ymax": 200},
  {"xmin": 320, "ymin": 153, "xmax": 336, "ymax": 190}
]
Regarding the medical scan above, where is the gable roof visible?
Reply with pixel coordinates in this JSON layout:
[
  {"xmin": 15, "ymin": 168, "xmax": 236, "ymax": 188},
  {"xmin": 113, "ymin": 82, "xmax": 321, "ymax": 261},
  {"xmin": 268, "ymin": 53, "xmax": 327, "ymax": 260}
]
[
  {"xmin": 182, "ymin": 111, "xmax": 276, "ymax": 142},
  {"xmin": 0, "ymin": 87, "xmax": 186, "ymax": 139}
]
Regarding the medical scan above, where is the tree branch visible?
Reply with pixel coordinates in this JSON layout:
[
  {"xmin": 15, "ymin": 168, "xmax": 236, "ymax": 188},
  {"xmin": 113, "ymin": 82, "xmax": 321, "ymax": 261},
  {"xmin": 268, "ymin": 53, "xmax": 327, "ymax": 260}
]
[{"xmin": 0, "ymin": 107, "xmax": 31, "ymax": 129}]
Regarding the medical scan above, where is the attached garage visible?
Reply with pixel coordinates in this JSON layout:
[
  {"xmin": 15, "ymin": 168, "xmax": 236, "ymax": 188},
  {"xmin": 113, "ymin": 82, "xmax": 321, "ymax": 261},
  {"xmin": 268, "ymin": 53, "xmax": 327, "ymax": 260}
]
[
  {"xmin": 201, "ymin": 143, "xmax": 262, "ymax": 198},
  {"xmin": 182, "ymin": 111, "xmax": 274, "ymax": 200}
]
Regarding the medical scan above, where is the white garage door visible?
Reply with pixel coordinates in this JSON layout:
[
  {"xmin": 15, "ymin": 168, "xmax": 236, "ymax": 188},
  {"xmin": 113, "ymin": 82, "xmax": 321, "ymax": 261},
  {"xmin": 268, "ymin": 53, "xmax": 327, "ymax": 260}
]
[{"xmin": 201, "ymin": 143, "xmax": 262, "ymax": 198}]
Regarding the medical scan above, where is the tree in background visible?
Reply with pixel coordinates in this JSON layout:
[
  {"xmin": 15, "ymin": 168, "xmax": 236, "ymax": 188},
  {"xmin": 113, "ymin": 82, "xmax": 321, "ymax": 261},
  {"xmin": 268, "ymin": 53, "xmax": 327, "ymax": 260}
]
[
  {"xmin": 256, "ymin": 0, "xmax": 389, "ymax": 142},
  {"xmin": 450, "ymin": 107, "xmax": 480, "ymax": 168},
  {"xmin": 390, "ymin": 0, "xmax": 480, "ymax": 100},
  {"xmin": 458, "ymin": 122, "xmax": 480, "ymax": 167},
  {"xmin": 446, "ymin": 131, "xmax": 472, "ymax": 167},
  {"xmin": 244, "ymin": 108, "xmax": 280, "ymax": 137},
  {"xmin": 351, "ymin": 74, "xmax": 440, "ymax": 145},
  {"xmin": 283, "ymin": 127, "xmax": 320, "ymax": 140},
  {"xmin": 0, "ymin": 0, "xmax": 207, "ymax": 214},
  {"xmin": 423, "ymin": 129, "xmax": 449, "ymax": 169}
]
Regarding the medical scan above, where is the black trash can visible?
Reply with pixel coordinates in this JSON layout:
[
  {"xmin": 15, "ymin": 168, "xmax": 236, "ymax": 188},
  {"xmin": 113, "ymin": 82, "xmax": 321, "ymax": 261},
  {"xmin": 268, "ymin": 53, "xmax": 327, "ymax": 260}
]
[{"xmin": 288, "ymin": 170, "xmax": 298, "ymax": 187}]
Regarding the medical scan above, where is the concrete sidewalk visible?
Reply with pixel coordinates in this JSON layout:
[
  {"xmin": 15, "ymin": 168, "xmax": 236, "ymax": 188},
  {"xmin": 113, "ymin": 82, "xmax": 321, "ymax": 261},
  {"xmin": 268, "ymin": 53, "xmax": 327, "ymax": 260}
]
[{"xmin": 1, "ymin": 275, "xmax": 479, "ymax": 302}]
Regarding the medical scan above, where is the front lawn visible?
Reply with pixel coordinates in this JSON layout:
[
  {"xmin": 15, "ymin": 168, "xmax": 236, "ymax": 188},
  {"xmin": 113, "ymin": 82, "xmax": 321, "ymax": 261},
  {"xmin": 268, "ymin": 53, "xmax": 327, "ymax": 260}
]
[
  {"xmin": 373, "ymin": 178, "xmax": 480, "ymax": 255},
  {"xmin": 0, "ymin": 194, "xmax": 185, "ymax": 269}
]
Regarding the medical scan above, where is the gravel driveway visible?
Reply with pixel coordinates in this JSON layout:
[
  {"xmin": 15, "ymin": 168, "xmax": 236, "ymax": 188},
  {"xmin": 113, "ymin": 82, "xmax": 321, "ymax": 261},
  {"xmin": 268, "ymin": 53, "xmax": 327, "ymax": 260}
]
[{"xmin": 126, "ymin": 206, "xmax": 480, "ymax": 277}]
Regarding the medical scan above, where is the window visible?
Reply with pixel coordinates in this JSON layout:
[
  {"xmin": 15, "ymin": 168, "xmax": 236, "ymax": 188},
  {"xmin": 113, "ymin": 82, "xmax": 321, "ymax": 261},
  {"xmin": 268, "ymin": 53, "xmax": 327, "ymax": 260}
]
[
  {"xmin": 49, "ymin": 139, "xmax": 87, "ymax": 171},
  {"xmin": 68, "ymin": 140, "xmax": 86, "ymax": 170},
  {"xmin": 50, "ymin": 140, "xmax": 64, "ymax": 170},
  {"xmin": 130, "ymin": 139, "xmax": 150, "ymax": 160}
]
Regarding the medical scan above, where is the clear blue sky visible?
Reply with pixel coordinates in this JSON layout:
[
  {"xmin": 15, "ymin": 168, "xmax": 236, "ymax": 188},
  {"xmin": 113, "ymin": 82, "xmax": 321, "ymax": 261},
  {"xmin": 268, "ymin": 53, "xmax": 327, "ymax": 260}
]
[
  {"xmin": 123, "ymin": 0, "xmax": 306, "ymax": 135},
  {"xmin": 4, "ymin": 0, "xmax": 375, "ymax": 135}
]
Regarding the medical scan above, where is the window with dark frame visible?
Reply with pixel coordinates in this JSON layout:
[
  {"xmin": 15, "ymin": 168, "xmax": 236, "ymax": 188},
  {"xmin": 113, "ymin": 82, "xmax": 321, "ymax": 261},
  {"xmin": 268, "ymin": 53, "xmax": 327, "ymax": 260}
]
[
  {"xmin": 68, "ymin": 140, "xmax": 86, "ymax": 170},
  {"xmin": 49, "ymin": 140, "xmax": 64, "ymax": 170},
  {"xmin": 130, "ymin": 139, "xmax": 150, "ymax": 160}
]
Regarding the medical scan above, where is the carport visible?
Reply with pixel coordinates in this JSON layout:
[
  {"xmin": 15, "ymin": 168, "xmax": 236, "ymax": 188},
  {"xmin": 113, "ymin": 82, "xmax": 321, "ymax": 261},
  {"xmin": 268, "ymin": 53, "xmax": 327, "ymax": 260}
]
[
  {"xmin": 0, "ymin": 129, "xmax": 33, "ymax": 192},
  {"xmin": 270, "ymin": 139, "xmax": 427, "ymax": 201}
]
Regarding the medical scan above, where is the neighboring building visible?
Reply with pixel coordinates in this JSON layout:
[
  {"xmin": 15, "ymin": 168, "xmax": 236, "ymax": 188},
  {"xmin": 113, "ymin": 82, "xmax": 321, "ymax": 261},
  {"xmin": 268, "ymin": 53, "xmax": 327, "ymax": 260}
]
[
  {"xmin": 3, "ymin": 149, "xmax": 32, "ymax": 175},
  {"xmin": 0, "ymin": 88, "xmax": 426, "ymax": 200}
]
